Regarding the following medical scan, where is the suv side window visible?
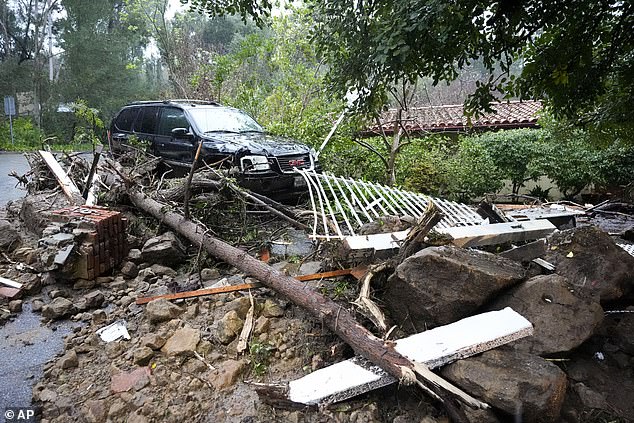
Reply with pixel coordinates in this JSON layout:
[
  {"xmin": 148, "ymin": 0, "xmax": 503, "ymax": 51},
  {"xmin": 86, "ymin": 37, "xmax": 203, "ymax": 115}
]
[
  {"xmin": 137, "ymin": 106, "xmax": 159, "ymax": 134},
  {"xmin": 158, "ymin": 107, "xmax": 190, "ymax": 136},
  {"xmin": 114, "ymin": 107, "xmax": 139, "ymax": 131}
]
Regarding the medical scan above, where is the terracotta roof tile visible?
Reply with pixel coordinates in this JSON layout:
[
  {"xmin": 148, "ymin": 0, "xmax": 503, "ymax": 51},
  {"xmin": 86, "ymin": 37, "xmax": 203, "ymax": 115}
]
[{"xmin": 365, "ymin": 100, "xmax": 542, "ymax": 135}]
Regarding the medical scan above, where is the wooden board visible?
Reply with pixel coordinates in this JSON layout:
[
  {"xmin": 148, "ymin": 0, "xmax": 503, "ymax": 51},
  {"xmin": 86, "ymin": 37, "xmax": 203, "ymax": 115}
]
[
  {"xmin": 439, "ymin": 219, "xmax": 556, "ymax": 248},
  {"xmin": 135, "ymin": 282, "xmax": 261, "ymax": 305},
  {"xmin": 39, "ymin": 150, "xmax": 83, "ymax": 204},
  {"xmin": 0, "ymin": 277, "xmax": 22, "ymax": 289},
  {"xmin": 284, "ymin": 307, "xmax": 533, "ymax": 405},
  {"xmin": 343, "ymin": 220, "xmax": 556, "ymax": 252}
]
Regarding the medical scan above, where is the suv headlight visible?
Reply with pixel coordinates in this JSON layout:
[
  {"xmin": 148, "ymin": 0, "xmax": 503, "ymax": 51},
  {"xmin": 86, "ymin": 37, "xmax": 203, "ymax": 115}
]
[{"xmin": 240, "ymin": 155, "xmax": 270, "ymax": 172}]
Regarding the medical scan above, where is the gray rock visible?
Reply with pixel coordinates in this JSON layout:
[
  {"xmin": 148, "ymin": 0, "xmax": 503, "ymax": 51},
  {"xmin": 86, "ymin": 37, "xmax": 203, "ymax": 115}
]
[
  {"xmin": 613, "ymin": 312, "xmax": 634, "ymax": 355},
  {"xmin": 120, "ymin": 261, "xmax": 139, "ymax": 278},
  {"xmin": 442, "ymin": 348, "xmax": 567, "ymax": 423},
  {"xmin": 127, "ymin": 249, "xmax": 142, "ymax": 263},
  {"xmin": 385, "ymin": 246, "xmax": 525, "ymax": 329},
  {"xmin": 544, "ymin": 226, "xmax": 634, "ymax": 302},
  {"xmin": 217, "ymin": 310, "xmax": 244, "ymax": 344},
  {"xmin": 83, "ymin": 399, "xmax": 107, "ymax": 423},
  {"xmin": 0, "ymin": 219, "xmax": 21, "ymax": 251},
  {"xmin": 226, "ymin": 296, "xmax": 252, "ymax": 319},
  {"xmin": 490, "ymin": 274, "xmax": 603, "ymax": 355},
  {"xmin": 91, "ymin": 309, "xmax": 107, "ymax": 325},
  {"xmin": 149, "ymin": 264, "xmax": 177, "ymax": 278},
  {"xmin": 261, "ymin": 299, "xmax": 284, "ymax": 318},
  {"xmin": 31, "ymin": 299, "xmax": 44, "ymax": 312},
  {"xmin": 76, "ymin": 290, "xmax": 105, "ymax": 311},
  {"xmin": 42, "ymin": 297, "xmax": 75, "ymax": 320},
  {"xmin": 253, "ymin": 316, "xmax": 270, "ymax": 335},
  {"xmin": 209, "ymin": 359, "xmax": 247, "ymax": 390},
  {"xmin": 141, "ymin": 232, "xmax": 186, "ymax": 267},
  {"xmin": 58, "ymin": 350, "xmax": 79, "ymax": 369},
  {"xmin": 8, "ymin": 300, "xmax": 22, "ymax": 313},
  {"xmin": 299, "ymin": 261, "xmax": 322, "ymax": 275},
  {"xmin": 358, "ymin": 215, "xmax": 412, "ymax": 235},
  {"xmin": 141, "ymin": 333, "xmax": 166, "ymax": 350},
  {"xmin": 161, "ymin": 326, "xmax": 200, "ymax": 356},
  {"xmin": 573, "ymin": 382, "xmax": 608, "ymax": 410},
  {"xmin": 145, "ymin": 298, "xmax": 184, "ymax": 324},
  {"xmin": 200, "ymin": 268, "xmax": 220, "ymax": 281},
  {"xmin": 133, "ymin": 347, "xmax": 154, "ymax": 366}
]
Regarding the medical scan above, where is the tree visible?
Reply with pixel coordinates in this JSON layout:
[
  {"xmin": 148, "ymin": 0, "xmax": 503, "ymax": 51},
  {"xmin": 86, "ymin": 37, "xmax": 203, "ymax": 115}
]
[
  {"xmin": 184, "ymin": 0, "xmax": 634, "ymax": 135},
  {"xmin": 55, "ymin": 0, "xmax": 154, "ymax": 122}
]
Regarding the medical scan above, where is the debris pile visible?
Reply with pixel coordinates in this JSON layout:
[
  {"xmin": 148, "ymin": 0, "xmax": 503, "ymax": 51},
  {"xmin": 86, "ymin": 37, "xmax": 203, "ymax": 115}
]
[{"xmin": 1, "ymin": 150, "xmax": 633, "ymax": 423}]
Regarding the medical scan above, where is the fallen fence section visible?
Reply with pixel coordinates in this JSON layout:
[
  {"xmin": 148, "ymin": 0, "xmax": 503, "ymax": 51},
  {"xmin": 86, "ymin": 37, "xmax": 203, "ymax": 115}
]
[
  {"xmin": 343, "ymin": 219, "xmax": 557, "ymax": 253},
  {"xmin": 296, "ymin": 170, "xmax": 484, "ymax": 240},
  {"xmin": 262, "ymin": 307, "xmax": 532, "ymax": 406}
]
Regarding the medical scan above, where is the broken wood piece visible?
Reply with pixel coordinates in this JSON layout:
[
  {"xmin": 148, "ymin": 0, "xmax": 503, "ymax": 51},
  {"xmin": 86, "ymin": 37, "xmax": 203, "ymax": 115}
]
[
  {"xmin": 438, "ymin": 220, "xmax": 557, "ymax": 248},
  {"xmin": 237, "ymin": 291, "xmax": 255, "ymax": 354},
  {"xmin": 83, "ymin": 145, "xmax": 103, "ymax": 201},
  {"xmin": 0, "ymin": 277, "xmax": 23, "ymax": 289},
  {"xmin": 398, "ymin": 201, "xmax": 444, "ymax": 261},
  {"xmin": 532, "ymin": 258, "xmax": 556, "ymax": 271},
  {"xmin": 353, "ymin": 262, "xmax": 391, "ymax": 333},
  {"xmin": 273, "ymin": 307, "xmax": 532, "ymax": 406},
  {"xmin": 135, "ymin": 282, "xmax": 262, "ymax": 305},
  {"xmin": 39, "ymin": 150, "xmax": 84, "ymax": 204},
  {"xmin": 135, "ymin": 268, "xmax": 365, "ymax": 305},
  {"xmin": 294, "ymin": 268, "xmax": 358, "ymax": 281}
]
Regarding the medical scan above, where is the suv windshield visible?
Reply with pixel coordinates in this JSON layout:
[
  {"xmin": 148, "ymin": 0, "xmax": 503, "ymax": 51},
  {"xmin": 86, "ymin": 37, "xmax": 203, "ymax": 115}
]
[{"xmin": 188, "ymin": 107, "xmax": 263, "ymax": 134}]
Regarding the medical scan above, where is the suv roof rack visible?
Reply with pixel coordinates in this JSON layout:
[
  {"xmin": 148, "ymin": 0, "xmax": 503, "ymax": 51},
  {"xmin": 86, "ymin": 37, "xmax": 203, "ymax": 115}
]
[{"xmin": 128, "ymin": 99, "xmax": 221, "ymax": 106}]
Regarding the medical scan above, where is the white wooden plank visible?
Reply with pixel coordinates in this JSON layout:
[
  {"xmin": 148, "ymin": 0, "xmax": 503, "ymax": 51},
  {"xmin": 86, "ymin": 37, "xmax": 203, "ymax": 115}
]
[
  {"xmin": 288, "ymin": 307, "xmax": 533, "ymax": 405},
  {"xmin": 438, "ymin": 220, "xmax": 557, "ymax": 248},
  {"xmin": 343, "ymin": 230, "xmax": 409, "ymax": 252},
  {"xmin": 39, "ymin": 150, "xmax": 83, "ymax": 204},
  {"xmin": 0, "ymin": 277, "xmax": 22, "ymax": 289}
]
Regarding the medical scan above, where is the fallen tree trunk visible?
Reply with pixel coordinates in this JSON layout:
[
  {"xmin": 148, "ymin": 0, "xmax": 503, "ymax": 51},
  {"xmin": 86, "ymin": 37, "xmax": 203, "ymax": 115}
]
[{"xmin": 128, "ymin": 189, "xmax": 485, "ymax": 421}]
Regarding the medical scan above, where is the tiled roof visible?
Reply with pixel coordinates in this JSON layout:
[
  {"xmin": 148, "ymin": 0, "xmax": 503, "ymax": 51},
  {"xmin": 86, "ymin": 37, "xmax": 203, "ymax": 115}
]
[{"xmin": 364, "ymin": 100, "xmax": 542, "ymax": 135}]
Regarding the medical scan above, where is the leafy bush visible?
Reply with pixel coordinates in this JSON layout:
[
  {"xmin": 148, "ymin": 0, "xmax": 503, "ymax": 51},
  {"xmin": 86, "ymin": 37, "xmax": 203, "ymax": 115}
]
[
  {"xmin": 476, "ymin": 129, "xmax": 544, "ymax": 195},
  {"xmin": 0, "ymin": 117, "xmax": 44, "ymax": 150},
  {"xmin": 446, "ymin": 137, "xmax": 504, "ymax": 201}
]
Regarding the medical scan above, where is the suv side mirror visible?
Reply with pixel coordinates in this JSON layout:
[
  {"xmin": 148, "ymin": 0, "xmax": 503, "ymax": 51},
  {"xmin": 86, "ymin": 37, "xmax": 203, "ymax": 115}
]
[{"xmin": 171, "ymin": 127, "xmax": 193, "ymax": 139}]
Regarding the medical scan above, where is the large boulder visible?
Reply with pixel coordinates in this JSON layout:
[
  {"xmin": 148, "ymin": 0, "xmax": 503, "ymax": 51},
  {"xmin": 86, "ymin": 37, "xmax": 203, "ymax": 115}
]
[
  {"xmin": 441, "ymin": 348, "xmax": 568, "ymax": 423},
  {"xmin": 490, "ymin": 274, "xmax": 603, "ymax": 355},
  {"xmin": 0, "ymin": 219, "xmax": 21, "ymax": 251},
  {"xmin": 543, "ymin": 226, "xmax": 634, "ymax": 302},
  {"xmin": 145, "ymin": 299, "xmax": 183, "ymax": 324},
  {"xmin": 612, "ymin": 311, "xmax": 634, "ymax": 355},
  {"xmin": 385, "ymin": 246, "xmax": 525, "ymax": 329},
  {"xmin": 141, "ymin": 232, "xmax": 186, "ymax": 267}
]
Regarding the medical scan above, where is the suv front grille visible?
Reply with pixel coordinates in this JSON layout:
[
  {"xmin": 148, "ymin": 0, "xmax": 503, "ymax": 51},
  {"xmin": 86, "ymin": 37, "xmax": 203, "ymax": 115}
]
[{"xmin": 277, "ymin": 154, "xmax": 312, "ymax": 173}]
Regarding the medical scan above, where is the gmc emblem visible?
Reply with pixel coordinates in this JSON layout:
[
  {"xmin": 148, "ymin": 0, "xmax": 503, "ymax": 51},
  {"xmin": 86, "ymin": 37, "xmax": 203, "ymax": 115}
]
[{"xmin": 288, "ymin": 159, "xmax": 305, "ymax": 167}]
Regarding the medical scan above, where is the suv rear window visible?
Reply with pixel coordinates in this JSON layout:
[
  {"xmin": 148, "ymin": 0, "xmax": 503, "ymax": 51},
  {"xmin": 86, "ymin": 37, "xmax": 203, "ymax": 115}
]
[
  {"xmin": 114, "ymin": 107, "xmax": 139, "ymax": 131},
  {"xmin": 137, "ymin": 106, "xmax": 159, "ymax": 134},
  {"xmin": 158, "ymin": 107, "xmax": 190, "ymax": 136}
]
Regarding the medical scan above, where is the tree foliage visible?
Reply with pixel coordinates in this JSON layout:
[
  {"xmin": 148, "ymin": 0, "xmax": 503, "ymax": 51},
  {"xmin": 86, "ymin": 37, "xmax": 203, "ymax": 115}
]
[{"xmin": 184, "ymin": 0, "xmax": 634, "ymax": 133}]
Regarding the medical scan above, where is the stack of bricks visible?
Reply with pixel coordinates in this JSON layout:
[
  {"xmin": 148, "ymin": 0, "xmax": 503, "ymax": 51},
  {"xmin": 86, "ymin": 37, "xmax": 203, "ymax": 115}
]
[{"xmin": 50, "ymin": 206, "xmax": 128, "ymax": 280}]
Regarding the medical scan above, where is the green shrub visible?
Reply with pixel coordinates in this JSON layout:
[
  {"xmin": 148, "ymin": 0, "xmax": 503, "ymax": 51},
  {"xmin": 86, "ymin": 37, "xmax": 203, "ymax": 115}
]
[{"xmin": 0, "ymin": 117, "xmax": 44, "ymax": 150}]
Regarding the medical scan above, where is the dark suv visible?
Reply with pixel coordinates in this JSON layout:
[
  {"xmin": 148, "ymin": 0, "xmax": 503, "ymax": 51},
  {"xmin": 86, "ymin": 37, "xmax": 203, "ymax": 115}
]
[{"xmin": 108, "ymin": 100, "xmax": 319, "ymax": 197}]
